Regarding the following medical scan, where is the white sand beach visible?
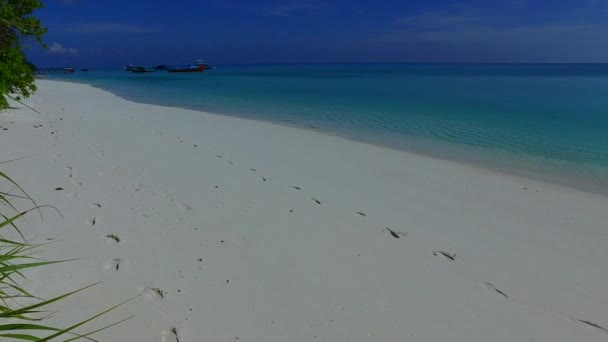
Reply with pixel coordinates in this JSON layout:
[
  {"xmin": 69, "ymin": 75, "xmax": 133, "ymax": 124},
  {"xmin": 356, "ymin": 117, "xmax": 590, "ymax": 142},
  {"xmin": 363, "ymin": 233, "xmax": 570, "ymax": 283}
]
[{"xmin": 1, "ymin": 79, "xmax": 608, "ymax": 341}]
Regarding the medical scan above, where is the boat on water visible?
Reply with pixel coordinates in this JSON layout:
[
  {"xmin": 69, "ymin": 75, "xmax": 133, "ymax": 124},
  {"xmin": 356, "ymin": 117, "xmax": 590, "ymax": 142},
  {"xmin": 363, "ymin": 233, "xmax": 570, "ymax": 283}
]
[
  {"xmin": 167, "ymin": 60, "xmax": 211, "ymax": 73},
  {"xmin": 130, "ymin": 66, "xmax": 156, "ymax": 73},
  {"xmin": 125, "ymin": 65, "xmax": 154, "ymax": 72}
]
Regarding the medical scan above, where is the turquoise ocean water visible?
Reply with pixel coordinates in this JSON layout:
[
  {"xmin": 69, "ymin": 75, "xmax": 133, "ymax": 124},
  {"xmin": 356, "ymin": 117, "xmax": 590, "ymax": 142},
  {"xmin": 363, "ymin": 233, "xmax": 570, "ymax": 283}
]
[{"xmin": 48, "ymin": 64, "xmax": 608, "ymax": 193}]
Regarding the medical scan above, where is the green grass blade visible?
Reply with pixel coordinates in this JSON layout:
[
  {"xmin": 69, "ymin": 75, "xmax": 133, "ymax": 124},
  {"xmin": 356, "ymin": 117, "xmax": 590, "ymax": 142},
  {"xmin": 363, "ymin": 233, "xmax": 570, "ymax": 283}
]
[
  {"xmin": 62, "ymin": 316, "xmax": 135, "ymax": 342},
  {"xmin": 0, "ymin": 167, "xmax": 134, "ymax": 340},
  {"xmin": 0, "ymin": 171, "xmax": 34, "ymax": 206},
  {"xmin": 0, "ymin": 323, "xmax": 59, "ymax": 331},
  {"xmin": 0, "ymin": 324, "xmax": 101, "ymax": 342},
  {"xmin": 0, "ymin": 253, "xmax": 34, "ymax": 263},
  {"xmin": 0, "ymin": 283, "xmax": 99, "ymax": 318},
  {"xmin": 0, "ymin": 174, "xmax": 34, "ymax": 218},
  {"xmin": 0, "ymin": 193, "xmax": 17, "ymax": 212},
  {"xmin": 0, "ymin": 155, "xmax": 34, "ymax": 166},
  {"xmin": 0, "ymin": 238, "xmax": 26, "ymax": 246},
  {"xmin": 0, "ymin": 170, "xmax": 43, "ymax": 221},
  {"xmin": 0, "ymin": 191, "xmax": 32, "ymax": 202},
  {"xmin": 5, "ymin": 95, "xmax": 42, "ymax": 115},
  {"xmin": 0, "ymin": 333, "xmax": 39, "ymax": 340},
  {"xmin": 0, "ymin": 260, "xmax": 64, "ymax": 275},
  {"xmin": 0, "ymin": 211, "xmax": 29, "ymax": 229},
  {"xmin": 38, "ymin": 295, "xmax": 139, "ymax": 341},
  {"xmin": 0, "ymin": 212, "xmax": 26, "ymax": 241},
  {"xmin": 1, "ymin": 281, "xmax": 36, "ymax": 298}
]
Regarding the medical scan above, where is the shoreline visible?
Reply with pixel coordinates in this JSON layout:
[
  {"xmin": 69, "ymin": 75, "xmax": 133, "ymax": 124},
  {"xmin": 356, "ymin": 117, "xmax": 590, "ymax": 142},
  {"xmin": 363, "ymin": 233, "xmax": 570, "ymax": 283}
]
[
  {"xmin": 48, "ymin": 77, "xmax": 608, "ymax": 197},
  {"xmin": 2, "ymin": 80, "xmax": 608, "ymax": 341}
]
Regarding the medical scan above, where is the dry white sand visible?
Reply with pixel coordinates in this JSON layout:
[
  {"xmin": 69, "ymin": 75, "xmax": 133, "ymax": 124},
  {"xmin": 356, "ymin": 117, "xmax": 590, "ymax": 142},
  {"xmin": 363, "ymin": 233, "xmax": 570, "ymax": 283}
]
[{"xmin": 1, "ymin": 79, "xmax": 608, "ymax": 341}]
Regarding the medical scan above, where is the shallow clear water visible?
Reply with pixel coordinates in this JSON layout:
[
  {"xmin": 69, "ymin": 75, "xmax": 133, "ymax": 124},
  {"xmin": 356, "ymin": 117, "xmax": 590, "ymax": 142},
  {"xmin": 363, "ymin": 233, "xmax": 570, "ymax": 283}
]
[{"xmin": 47, "ymin": 64, "xmax": 608, "ymax": 192}]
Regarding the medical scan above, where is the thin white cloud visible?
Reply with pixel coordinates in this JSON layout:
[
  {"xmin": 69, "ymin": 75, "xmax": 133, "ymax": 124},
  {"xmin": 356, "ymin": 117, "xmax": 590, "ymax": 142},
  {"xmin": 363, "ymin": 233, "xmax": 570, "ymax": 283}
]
[
  {"xmin": 89, "ymin": 47, "xmax": 126, "ymax": 56},
  {"xmin": 397, "ymin": 12, "xmax": 485, "ymax": 29},
  {"xmin": 66, "ymin": 23, "xmax": 159, "ymax": 34},
  {"xmin": 383, "ymin": 23, "xmax": 604, "ymax": 44},
  {"xmin": 48, "ymin": 43, "xmax": 79, "ymax": 55},
  {"xmin": 375, "ymin": 23, "xmax": 608, "ymax": 62},
  {"xmin": 370, "ymin": 3, "xmax": 608, "ymax": 62},
  {"xmin": 395, "ymin": 5, "xmax": 509, "ymax": 30},
  {"xmin": 266, "ymin": 0, "xmax": 326, "ymax": 16}
]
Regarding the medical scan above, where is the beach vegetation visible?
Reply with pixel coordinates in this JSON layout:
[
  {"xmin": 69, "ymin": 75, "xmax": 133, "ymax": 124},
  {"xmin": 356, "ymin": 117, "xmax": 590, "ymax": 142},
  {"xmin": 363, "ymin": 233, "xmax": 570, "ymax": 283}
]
[
  {"xmin": 0, "ymin": 0, "xmax": 47, "ymax": 109},
  {"xmin": 0, "ymin": 169, "xmax": 134, "ymax": 339}
]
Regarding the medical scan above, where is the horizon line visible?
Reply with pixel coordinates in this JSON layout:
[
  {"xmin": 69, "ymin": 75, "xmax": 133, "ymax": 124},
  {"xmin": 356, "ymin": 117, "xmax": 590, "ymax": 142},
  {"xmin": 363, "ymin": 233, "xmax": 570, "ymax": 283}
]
[{"xmin": 33, "ymin": 61, "xmax": 608, "ymax": 68}]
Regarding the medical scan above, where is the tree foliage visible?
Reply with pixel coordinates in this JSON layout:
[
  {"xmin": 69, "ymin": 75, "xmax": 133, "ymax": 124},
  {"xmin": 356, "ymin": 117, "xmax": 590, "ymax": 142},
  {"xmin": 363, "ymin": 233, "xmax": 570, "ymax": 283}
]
[{"xmin": 0, "ymin": 0, "xmax": 46, "ymax": 109}]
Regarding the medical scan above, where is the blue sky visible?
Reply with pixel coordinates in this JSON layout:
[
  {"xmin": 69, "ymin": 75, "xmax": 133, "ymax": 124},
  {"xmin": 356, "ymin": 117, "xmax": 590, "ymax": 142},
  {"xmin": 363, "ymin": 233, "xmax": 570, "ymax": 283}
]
[{"xmin": 28, "ymin": 0, "xmax": 608, "ymax": 67}]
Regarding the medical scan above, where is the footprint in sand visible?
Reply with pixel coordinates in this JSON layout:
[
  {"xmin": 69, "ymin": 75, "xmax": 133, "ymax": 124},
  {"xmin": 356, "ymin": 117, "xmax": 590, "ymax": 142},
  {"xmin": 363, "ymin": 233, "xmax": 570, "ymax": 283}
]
[
  {"xmin": 480, "ymin": 282, "xmax": 508, "ymax": 299},
  {"xmin": 84, "ymin": 217, "xmax": 97, "ymax": 226},
  {"xmin": 177, "ymin": 203, "xmax": 193, "ymax": 212},
  {"xmin": 161, "ymin": 328, "xmax": 180, "ymax": 342},
  {"xmin": 103, "ymin": 258, "xmax": 126, "ymax": 271},
  {"xmin": 571, "ymin": 318, "xmax": 608, "ymax": 334},
  {"xmin": 65, "ymin": 166, "xmax": 73, "ymax": 178},
  {"xmin": 104, "ymin": 234, "xmax": 120, "ymax": 244},
  {"xmin": 433, "ymin": 250, "xmax": 457, "ymax": 261},
  {"xmin": 142, "ymin": 287, "xmax": 166, "ymax": 300},
  {"xmin": 384, "ymin": 227, "xmax": 406, "ymax": 239}
]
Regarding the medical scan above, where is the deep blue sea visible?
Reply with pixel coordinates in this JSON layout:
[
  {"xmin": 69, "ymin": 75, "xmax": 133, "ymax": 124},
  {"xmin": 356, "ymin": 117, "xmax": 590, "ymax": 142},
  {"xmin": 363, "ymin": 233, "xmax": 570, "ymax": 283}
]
[{"xmin": 47, "ymin": 64, "xmax": 608, "ymax": 192}]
